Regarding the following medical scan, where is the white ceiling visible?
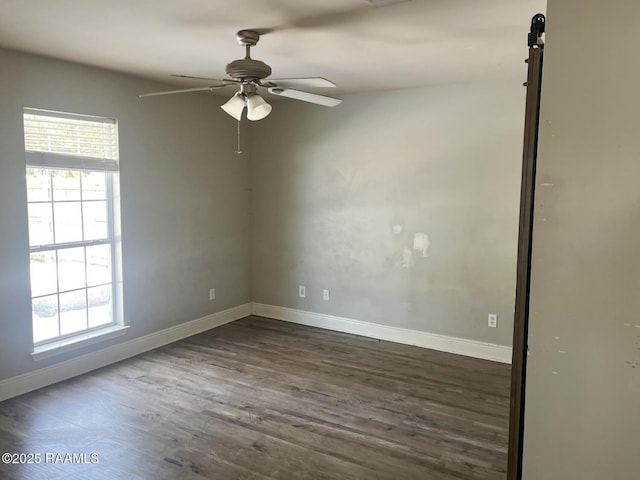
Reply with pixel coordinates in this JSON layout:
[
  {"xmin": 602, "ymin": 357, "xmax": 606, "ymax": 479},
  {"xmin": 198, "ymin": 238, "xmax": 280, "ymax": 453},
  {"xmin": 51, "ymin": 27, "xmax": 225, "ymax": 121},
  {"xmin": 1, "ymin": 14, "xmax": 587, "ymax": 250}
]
[{"xmin": 0, "ymin": 0, "xmax": 546, "ymax": 95}]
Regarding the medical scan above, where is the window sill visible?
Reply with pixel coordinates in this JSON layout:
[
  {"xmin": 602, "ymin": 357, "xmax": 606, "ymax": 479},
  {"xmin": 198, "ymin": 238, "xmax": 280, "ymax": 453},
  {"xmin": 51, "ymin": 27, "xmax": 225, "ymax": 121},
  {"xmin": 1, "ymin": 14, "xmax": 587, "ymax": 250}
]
[{"xmin": 31, "ymin": 325, "xmax": 130, "ymax": 362}]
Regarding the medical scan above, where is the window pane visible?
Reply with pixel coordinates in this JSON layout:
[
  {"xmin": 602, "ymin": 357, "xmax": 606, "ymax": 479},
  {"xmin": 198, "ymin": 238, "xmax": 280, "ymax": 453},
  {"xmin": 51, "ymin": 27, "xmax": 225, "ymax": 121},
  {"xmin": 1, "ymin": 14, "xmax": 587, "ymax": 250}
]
[
  {"xmin": 83, "ymin": 201, "xmax": 108, "ymax": 241},
  {"xmin": 28, "ymin": 203, "xmax": 53, "ymax": 246},
  {"xmin": 54, "ymin": 202, "xmax": 83, "ymax": 243},
  {"xmin": 81, "ymin": 172, "xmax": 106, "ymax": 200},
  {"xmin": 59, "ymin": 289, "xmax": 87, "ymax": 336},
  {"xmin": 30, "ymin": 251, "xmax": 57, "ymax": 297},
  {"xmin": 52, "ymin": 170, "xmax": 81, "ymax": 201},
  {"xmin": 86, "ymin": 245, "xmax": 111, "ymax": 286},
  {"xmin": 32, "ymin": 295, "xmax": 59, "ymax": 343},
  {"xmin": 88, "ymin": 285, "xmax": 112, "ymax": 328},
  {"xmin": 58, "ymin": 247, "xmax": 86, "ymax": 292},
  {"xmin": 26, "ymin": 168, "xmax": 52, "ymax": 202}
]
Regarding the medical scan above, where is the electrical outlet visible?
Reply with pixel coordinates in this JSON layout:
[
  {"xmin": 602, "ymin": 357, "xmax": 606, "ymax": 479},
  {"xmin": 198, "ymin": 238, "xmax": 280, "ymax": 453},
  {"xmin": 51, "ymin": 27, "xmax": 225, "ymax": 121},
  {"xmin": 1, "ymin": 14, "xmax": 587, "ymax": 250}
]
[
  {"xmin": 323, "ymin": 289, "xmax": 330, "ymax": 301},
  {"xmin": 488, "ymin": 314, "xmax": 497, "ymax": 328},
  {"xmin": 209, "ymin": 288, "xmax": 216, "ymax": 301},
  {"xmin": 298, "ymin": 285, "xmax": 306, "ymax": 298}
]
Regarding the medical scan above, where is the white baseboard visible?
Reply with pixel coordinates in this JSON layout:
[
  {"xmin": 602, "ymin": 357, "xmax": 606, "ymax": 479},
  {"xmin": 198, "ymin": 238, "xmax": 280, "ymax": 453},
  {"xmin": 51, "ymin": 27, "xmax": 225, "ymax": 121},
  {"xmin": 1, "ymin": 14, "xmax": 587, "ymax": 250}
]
[
  {"xmin": 0, "ymin": 302, "xmax": 511, "ymax": 403},
  {"xmin": 0, "ymin": 303, "xmax": 252, "ymax": 402},
  {"xmin": 252, "ymin": 303, "xmax": 512, "ymax": 364}
]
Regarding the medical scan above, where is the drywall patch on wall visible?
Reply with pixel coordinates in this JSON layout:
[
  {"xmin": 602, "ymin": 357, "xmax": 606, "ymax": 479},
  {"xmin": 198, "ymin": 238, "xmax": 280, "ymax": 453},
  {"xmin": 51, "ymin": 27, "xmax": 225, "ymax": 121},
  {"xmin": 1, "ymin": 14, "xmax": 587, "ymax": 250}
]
[
  {"xmin": 413, "ymin": 232, "xmax": 430, "ymax": 257},
  {"xmin": 402, "ymin": 247, "xmax": 414, "ymax": 268}
]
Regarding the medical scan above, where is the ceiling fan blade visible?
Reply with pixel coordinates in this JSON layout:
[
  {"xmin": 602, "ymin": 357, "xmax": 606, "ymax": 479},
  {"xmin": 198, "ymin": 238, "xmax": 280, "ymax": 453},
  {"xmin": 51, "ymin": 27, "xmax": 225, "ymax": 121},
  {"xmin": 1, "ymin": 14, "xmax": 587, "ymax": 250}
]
[
  {"xmin": 268, "ymin": 88, "xmax": 342, "ymax": 107},
  {"xmin": 171, "ymin": 74, "xmax": 237, "ymax": 84},
  {"xmin": 264, "ymin": 77, "xmax": 336, "ymax": 89},
  {"xmin": 138, "ymin": 86, "xmax": 227, "ymax": 98},
  {"xmin": 254, "ymin": 1, "xmax": 413, "ymax": 33},
  {"xmin": 253, "ymin": 5, "xmax": 369, "ymax": 33}
]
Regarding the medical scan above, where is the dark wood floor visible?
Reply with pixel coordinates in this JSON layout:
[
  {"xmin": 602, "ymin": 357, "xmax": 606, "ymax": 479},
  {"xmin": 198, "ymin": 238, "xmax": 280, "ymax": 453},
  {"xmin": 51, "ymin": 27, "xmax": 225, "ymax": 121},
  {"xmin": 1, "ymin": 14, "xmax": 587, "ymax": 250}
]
[{"xmin": 0, "ymin": 316, "xmax": 511, "ymax": 480}]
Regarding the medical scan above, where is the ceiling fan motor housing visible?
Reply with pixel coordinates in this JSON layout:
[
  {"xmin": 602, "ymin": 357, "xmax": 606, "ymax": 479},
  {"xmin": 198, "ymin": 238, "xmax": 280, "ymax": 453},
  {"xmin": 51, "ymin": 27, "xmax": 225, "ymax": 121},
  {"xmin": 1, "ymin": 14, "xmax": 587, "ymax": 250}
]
[{"xmin": 225, "ymin": 58, "xmax": 272, "ymax": 81}]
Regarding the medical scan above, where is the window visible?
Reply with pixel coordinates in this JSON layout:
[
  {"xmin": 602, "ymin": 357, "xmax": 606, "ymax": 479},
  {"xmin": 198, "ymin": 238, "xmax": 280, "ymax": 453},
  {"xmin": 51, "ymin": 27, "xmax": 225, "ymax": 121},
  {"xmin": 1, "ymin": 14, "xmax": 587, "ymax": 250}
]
[{"xmin": 24, "ymin": 108, "xmax": 121, "ymax": 346}]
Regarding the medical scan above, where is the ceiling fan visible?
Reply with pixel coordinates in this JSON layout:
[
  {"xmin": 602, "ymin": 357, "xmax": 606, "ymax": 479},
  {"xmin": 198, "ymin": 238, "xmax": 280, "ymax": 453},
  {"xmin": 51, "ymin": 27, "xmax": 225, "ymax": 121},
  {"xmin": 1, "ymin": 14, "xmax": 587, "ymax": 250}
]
[{"xmin": 140, "ymin": 29, "xmax": 342, "ymax": 121}]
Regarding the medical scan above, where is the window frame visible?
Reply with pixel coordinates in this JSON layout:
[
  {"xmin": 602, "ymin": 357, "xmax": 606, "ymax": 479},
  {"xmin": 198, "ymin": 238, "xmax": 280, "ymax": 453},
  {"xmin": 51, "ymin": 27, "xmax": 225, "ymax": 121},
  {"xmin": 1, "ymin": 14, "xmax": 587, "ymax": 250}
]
[{"xmin": 23, "ymin": 108, "xmax": 124, "ymax": 349}]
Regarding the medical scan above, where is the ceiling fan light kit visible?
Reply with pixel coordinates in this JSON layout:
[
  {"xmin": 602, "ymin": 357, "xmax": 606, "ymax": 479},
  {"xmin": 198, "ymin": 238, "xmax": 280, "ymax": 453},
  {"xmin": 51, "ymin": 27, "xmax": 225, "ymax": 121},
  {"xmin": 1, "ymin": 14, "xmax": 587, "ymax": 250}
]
[
  {"xmin": 220, "ymin": 92, "xmax": 246, "ymax": 121},
  {"xmin": 246, "ymin": 94, "xmax": 272, "ymax": 121},
  {"xmin": 220, "ymin": 82, "xmax": 273, "ymax": 121},
  {"xmin": 140, "ymin": 29, "xmax": 342, "ymax": 123}
]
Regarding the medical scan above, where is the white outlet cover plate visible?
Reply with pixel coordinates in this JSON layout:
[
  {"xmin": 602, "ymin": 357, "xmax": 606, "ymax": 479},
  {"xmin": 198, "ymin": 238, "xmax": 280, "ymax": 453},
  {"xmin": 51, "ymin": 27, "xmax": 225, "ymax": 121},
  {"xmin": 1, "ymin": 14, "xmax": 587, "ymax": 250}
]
[{"xmin": 299, "ymin": 286, "xmax": 306, "ymax": 298}]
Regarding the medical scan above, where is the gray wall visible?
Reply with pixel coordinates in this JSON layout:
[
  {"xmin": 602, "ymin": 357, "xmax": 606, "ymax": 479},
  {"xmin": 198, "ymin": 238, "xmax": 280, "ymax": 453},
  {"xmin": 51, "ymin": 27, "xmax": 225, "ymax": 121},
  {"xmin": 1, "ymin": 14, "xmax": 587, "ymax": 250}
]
[
  {"xmin": 0, "ymin": 48, "xmax": 251, "ymax": 381},
  {"xmin": 0, "ymin": 44, "xmax": 527, "ymax": 385},
  {"xmin": 522, "ymin": 0, "xmax": 640, "ymax": 478},
  {"xmin": 251, "ymin": 80, "xmax": 525, "ymax": 346}
]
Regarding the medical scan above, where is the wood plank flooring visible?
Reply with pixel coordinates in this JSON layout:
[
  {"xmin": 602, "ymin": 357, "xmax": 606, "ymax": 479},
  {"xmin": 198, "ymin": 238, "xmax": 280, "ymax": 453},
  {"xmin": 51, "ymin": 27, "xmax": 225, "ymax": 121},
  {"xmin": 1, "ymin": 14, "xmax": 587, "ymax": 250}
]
[{"xmin": 0, "ymin": 316, "xmax": 511, "ymax": 480}]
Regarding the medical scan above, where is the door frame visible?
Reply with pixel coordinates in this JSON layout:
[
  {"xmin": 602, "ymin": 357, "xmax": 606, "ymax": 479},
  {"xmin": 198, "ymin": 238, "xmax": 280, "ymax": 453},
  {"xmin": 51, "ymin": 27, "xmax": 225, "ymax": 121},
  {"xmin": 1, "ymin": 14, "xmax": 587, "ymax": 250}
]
[{"xmin": 507, "ymin": 13, "xmax": 545, "ymax": 480}]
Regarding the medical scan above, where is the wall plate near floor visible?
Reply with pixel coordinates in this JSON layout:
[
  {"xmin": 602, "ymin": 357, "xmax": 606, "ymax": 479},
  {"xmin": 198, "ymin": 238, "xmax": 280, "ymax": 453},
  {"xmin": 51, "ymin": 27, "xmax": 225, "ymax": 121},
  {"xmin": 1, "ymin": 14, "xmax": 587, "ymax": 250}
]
[
  {"xmin": 488, "ymin": 314, "xmax": 497, "ymax": 328},
  {"xmin": 298, "ymin": 285, "xmax": 306, "ymax": 298}
]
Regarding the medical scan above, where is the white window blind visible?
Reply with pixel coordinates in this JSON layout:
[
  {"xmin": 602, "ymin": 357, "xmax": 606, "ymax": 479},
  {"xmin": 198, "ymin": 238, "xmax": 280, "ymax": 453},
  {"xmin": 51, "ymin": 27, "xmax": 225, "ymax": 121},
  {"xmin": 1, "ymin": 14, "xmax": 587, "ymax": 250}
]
[{"xmin": 23, "ymin": 108, "xmax": 119, "ymax": 171}]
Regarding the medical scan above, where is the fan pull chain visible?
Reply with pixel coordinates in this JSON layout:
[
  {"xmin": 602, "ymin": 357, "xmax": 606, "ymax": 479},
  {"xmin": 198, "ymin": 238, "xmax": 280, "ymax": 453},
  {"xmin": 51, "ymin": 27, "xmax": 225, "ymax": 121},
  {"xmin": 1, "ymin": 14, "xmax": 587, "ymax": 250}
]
[{"xmin": 235, "ymin": 119, "xmax": 242, "ymax": 154}]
